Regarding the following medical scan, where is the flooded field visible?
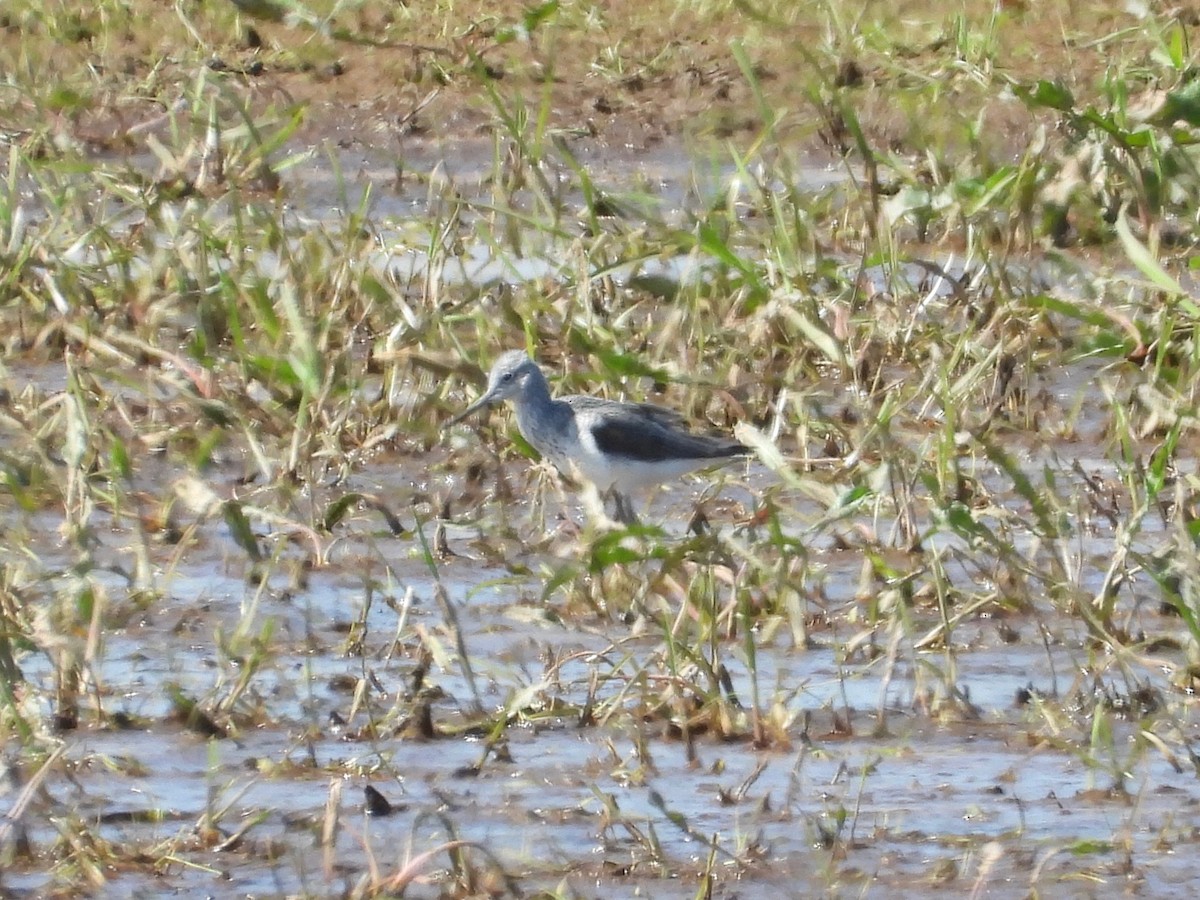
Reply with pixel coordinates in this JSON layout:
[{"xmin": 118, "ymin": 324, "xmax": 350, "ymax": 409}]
[
  {"xmin": 5, "ymin": 1, "xmax": 1200, "ymax": 898},
  {"xmin": 5, "ymin": 354, "xmax": 1200, "ymax": 896}
]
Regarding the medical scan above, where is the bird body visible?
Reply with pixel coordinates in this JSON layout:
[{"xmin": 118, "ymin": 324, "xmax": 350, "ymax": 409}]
[{"xmin": 451, "ymin": 351, "xmax": 746, "ymax": 523}]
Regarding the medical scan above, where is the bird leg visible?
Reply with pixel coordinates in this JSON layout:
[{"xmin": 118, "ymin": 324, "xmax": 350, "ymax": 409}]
[
  {"xmin": 610, "ymin": 490, "xmax": 640, "ymax": 526},
  {"xmin": 582, "ymin": 484, "xmax": 639, "ymax": 527}
]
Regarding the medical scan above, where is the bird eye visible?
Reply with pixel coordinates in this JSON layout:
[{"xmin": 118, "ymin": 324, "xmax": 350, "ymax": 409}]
[{"xmin": 501, "ymin": 372, "xmax": 514, "ymax": 382}]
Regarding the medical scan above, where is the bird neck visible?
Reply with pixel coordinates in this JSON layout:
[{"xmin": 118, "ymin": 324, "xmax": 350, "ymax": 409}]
[{"xmin": 518, "ymin": 366, "xmax": 554, "ymax": 407}]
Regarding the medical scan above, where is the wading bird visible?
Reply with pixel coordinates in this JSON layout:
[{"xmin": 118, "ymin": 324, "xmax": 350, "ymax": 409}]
[{"xmin": 450, "ymin": 351, "xmax": 747, "ymax": 524}]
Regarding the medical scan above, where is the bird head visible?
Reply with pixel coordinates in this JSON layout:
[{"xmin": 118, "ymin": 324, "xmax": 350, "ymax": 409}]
[{"xmin": 448, "ymin": 350, "xmax": 540, "ymax": 424}]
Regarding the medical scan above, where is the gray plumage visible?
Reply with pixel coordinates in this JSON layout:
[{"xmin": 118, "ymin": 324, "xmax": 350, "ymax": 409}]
[{"xmin": 450, "ymin": 350, "xmax": 746, "ymax": 523}]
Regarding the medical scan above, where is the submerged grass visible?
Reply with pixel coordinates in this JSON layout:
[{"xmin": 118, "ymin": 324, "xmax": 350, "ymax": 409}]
[{"xmin": 4, "ymin": 0, "xmax": 1200, "ymax": 895}]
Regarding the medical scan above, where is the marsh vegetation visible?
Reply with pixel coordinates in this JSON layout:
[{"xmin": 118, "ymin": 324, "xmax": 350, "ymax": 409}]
[{"xmin": 4, "ymin": 1, "xmax": 1200, "ymax": 896}]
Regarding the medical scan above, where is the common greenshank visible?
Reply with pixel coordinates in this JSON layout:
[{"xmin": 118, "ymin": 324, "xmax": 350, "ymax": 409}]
[{"xmin": 450, "ymin": 351, "xmax": 747, "ymax": 524}]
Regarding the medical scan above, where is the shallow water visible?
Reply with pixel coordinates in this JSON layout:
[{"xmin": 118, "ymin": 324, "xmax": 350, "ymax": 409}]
[
  {"xmin": 4, "ymin": 425, "xmax": 1199, "ymax": 898},
  {"xmin": 4, "ymin": 140, "xmax": 1200, "ymax": 897}
]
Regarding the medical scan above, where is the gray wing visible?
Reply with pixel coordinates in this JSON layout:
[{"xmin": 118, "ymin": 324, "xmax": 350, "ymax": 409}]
[
  {"xmin": 566, "ymin": 395, "xmax": 746, "ymax": 463},
  {"xmin": 565, "ymin": 394, "xmax": 687, "ymax": 426}
]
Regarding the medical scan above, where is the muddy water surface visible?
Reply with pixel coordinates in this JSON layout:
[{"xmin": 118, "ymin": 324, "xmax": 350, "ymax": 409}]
[
  {"xmin": 3, "ymin": 151, "xmax": 1200, "ymax": 899},
  {"xmin": 4, "ymin": 430, "xmax": 1200, "ymax": 897}
]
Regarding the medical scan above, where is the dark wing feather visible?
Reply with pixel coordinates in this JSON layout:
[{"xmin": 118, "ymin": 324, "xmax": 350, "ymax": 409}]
[{"xmin": 575, "ymin": 399, "xmax": 746, "ymax": 463}]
